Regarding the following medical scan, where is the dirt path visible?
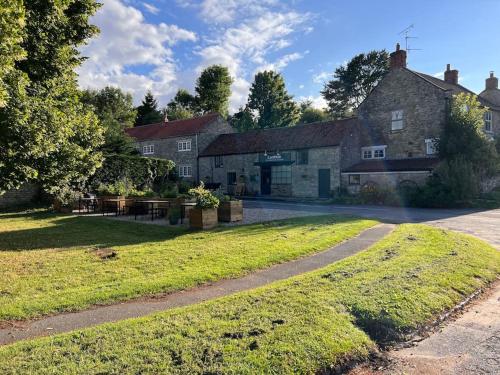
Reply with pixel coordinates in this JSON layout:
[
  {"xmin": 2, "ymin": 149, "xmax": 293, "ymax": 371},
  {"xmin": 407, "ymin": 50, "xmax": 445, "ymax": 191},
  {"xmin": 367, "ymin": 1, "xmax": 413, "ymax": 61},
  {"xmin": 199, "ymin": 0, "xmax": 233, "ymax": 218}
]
[{"xmin": 0, "ymin": 224, "xmax": 394, "ymax": 345}]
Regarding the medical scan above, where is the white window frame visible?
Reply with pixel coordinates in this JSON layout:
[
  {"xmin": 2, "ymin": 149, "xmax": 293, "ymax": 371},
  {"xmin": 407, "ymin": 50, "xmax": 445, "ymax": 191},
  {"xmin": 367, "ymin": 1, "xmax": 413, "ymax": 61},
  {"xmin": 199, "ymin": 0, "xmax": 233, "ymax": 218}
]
[
  {"xmin": 142, "ymin": 144, "xmax": 154, "ymax": 155},
  {"xmin": 177, "ymin": 139, "xmax": 192, "ymax": 152},
  {"xmin": 178, "ymin": 165, "xmax": 192, "ymax": 178},
  {"xmin": 391, "ymin": 110, "xmax": 404, "ymax": 131},
  {"xmin": 362, "ymin": 145, "xmax": 386, "ymax": 160},
  {"xmin": 425, "ymin": 138, "xmax": 438, "ymax": 155},
  {"xmin": 484, "ymin": 111, "xmax": 493, "ymax": 133}
]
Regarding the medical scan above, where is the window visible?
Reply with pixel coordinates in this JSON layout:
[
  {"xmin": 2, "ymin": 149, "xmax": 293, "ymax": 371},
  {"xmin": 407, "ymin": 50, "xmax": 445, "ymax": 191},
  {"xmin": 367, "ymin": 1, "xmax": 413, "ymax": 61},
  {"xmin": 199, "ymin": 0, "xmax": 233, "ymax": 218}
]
[
  {"xmin": 215, "ymin": 155, "xmax": 223, "ymax": 168},
  {"xmin": 142, "ymin": 144, "xmax": 154, "ymax": 155},
  {"xmin": 177, "ymin": 139, "xmax": 191, "ymax": 152},
  {"xmin": 272, "ymin": 165, "xmax": 292, "ymax": 184},
  {"xmin": 425, "ymin": 139, "xmax": 438, "ymax": 155},
  {"xmin": 348, "ymin": 174, "xmax": 360, "ymax": 185},
  {"xmin": 362, "ymin": 146, "xmax": 386, "ymax": 159},
  {"xmin": 227, "ymin": 172, "xmax": 237, "ymax": 185},
  {"xmin": 391, "ymin": 110, "xmax": 404, "ymax": 130},
  {"xmin": 178, "ymin": 165, "xmax": 192, "ymax": 177},
  {"xmin": 297, "ymin": 149, "xmax": 309, "ymax": 165},
  {"xmin": 484, "ymin": 111, "xmax": 493, "ymax": 132}
]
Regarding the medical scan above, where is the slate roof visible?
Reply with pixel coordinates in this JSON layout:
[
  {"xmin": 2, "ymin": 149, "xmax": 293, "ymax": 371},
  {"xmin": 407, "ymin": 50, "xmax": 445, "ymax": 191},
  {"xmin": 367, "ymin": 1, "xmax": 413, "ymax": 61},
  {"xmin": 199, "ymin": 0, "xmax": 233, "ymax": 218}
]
[
  {"xmin": 199, "ymin": 118, "xmax": 359, "ymax": 157},
  {"xmin": 125, "ymin": 113, "xmax": 221, "ymax": 141},
  {"xmin": 409, "ymin": 69, "xmax": 498, "ymax": 108},
  {"xmin": 342, "ymin": 158, "xmax": 439, "ymax": 173}
]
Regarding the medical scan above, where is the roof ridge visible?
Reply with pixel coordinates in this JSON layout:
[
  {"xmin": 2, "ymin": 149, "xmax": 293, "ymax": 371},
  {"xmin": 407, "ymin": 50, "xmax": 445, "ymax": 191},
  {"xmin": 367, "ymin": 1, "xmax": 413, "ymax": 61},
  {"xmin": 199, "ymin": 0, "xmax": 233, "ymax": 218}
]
[{"xmin": 135, "ymin": 112, "xmax": 220, "ymax": 128}]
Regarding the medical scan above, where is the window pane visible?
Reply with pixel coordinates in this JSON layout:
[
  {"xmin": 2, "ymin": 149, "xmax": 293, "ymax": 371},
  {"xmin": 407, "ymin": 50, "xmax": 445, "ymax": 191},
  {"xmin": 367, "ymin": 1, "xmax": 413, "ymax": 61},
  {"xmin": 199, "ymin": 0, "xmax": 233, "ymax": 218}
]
[{"xmin": 272, "ymin": 165, "xmax": 291, "ymax": 184}]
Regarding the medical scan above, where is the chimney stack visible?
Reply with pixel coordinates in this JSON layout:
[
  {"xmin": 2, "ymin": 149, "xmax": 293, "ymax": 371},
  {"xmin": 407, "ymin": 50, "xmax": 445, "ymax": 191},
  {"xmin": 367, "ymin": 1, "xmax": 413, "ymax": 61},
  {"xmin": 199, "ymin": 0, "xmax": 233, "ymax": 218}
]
[
  {"xmin": 486, "ymin": 71, "xmax": 498, "ymax": 90},
  {"xmin": 444, "ymin": 64, "xmax": 459, "ymax": 85},
  {"xmin": 389, "ymin": 43, "xmax": 407, "ymax": 69}
]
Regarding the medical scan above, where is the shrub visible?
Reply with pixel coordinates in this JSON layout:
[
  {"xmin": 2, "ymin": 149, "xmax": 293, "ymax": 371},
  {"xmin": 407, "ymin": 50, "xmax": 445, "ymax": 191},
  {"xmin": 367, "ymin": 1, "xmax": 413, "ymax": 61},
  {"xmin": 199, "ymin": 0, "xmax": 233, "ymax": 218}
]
[
  {"xmin": 90, "ymin": 154, "xmax": 174, "ymax": 193},
  {"xmin": 177, "ymin": 180, "xmax": 192, "ymax": 194},
  {"xmin": 189, "ymin": 182, "xmax": 220, "ymax": 209}
]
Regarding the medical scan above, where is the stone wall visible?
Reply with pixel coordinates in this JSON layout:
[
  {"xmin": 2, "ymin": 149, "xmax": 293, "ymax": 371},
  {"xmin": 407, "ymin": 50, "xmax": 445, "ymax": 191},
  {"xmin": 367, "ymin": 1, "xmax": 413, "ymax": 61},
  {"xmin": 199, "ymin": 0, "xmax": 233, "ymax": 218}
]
[
  {"xmin": 134, "ymin": 117, "xmax": 234, "ymax": 183},
  {"xmin": 199, "ymin": 146, "xmax": 340, "ymax": 198},
  {"xmin": 342, "ymin": 171, "xmax": 431, "ymax": 194},
  {"xmin": 356, "ymin": 68, "xmax": 448, "ymax": 160},
  {"xmin": 0, "ymin": 184, "xmax": 39, "ymax": 209}
]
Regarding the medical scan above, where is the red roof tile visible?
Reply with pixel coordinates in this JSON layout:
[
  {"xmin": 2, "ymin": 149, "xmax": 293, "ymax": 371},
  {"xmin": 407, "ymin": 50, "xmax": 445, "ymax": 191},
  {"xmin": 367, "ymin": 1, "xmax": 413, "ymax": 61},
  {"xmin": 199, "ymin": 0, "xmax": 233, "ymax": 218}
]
[
  {"xmin": 125, "ymin": 113, "xmax": 221, "ymax": 141},
  {"xmin": 199, "ymin": 118, "xmax": 359, "ymax": 157},
  {"xmin": 342, "ymin": 158, "xmax": 439, "ymax": 173}
]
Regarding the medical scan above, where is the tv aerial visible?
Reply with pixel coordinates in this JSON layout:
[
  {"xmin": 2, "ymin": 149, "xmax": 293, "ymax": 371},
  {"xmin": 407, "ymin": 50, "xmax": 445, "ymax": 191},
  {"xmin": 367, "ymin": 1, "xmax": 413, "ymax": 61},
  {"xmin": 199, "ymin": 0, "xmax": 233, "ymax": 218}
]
[{"xmin": 399, "ymin": 24, "xmax": 422, "ymax": 53}]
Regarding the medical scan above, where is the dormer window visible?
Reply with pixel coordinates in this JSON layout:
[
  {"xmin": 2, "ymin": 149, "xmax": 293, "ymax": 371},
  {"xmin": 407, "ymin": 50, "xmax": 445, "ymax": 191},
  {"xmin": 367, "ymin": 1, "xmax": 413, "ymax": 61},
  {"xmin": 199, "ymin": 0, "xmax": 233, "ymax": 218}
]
[
  {"xmin": 143, "ymin": 144, "xmax": 154, "ymax": 155},
  {"xmin": 484, "ymin": 111, "xmax": 492, "ymax": 133},
  {"xmin": 362, "ymin": 146, "xmax": 386, "ymax": 160},
  {"xmin": 391, "ymin": 110, "xmax": 404, "ymax": 130}
]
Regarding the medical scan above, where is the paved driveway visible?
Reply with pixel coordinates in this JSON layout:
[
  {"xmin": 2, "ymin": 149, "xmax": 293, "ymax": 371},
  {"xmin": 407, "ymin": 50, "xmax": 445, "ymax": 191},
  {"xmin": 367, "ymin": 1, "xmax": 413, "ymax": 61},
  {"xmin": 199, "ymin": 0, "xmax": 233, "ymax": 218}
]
[
  {"xmin": 243, "ymin": 200, "xmax": 500, "ymax": 248},
  {"xmin": 244, "ymin": 199, "xmax": 500, "ymax": 375}
]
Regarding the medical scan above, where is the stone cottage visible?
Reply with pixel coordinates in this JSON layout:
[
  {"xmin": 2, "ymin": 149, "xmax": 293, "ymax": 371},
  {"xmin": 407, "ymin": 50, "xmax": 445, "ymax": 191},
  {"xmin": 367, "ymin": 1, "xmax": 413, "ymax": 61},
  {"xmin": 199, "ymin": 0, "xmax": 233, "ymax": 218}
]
[
  {"xmin": 341, "ymin": 44, "xmax": 500, "ymax": 193},
  {"xmin": 125, "ymin": 113, "xmax": 234, "ymax": 182},
  {"xmin": 198, "ymin": 118, "xmax": 359, "ymax": 198},
  {"xmin": 122, "ymin": 44, "xmax": 499, "ymax": 199}
]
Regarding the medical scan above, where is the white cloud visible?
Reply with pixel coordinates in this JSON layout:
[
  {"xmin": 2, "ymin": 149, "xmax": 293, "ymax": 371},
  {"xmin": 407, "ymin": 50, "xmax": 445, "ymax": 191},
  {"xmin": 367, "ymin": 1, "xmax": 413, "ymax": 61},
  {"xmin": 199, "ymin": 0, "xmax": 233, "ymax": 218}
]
[
  {"xmin": 179, "ymin": 0, "xmax": 280, "ymax": 24},
  {"xmin": 298, "ymin": 95, "xmax": 327, "ymax": 109},
  {"xmin": 196, "ymin": 10, "xmax": 311, "ymax": 111},
  {"xmin": 78, "ymin": 0, "xmax": 196, "ymax": 104},
  {"xmin": 255, "ymin": 52, "xmax": 306, "ymax": 74},
  {"xmin": 312, "ymin": 71, "xmax": 330, "ymax": 84},
  {"xmin": 142, "ymin": 2, "xmax": 160, "ymax": 14}
]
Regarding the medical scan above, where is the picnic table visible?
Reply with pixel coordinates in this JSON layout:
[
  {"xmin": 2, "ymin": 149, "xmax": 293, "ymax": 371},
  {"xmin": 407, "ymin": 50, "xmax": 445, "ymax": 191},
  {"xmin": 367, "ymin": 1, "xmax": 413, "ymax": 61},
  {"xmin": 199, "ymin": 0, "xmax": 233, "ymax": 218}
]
[
  {"xmin": 101, "ymin": 198, "xmax": 134, "ymax": 216},
  {"xmin": 78, "ymin": 197, "xmax": 99, "ymax": 213},
  {"xmin": 137, "ymin": 200, "xmax": 170, "ymax": 221}
]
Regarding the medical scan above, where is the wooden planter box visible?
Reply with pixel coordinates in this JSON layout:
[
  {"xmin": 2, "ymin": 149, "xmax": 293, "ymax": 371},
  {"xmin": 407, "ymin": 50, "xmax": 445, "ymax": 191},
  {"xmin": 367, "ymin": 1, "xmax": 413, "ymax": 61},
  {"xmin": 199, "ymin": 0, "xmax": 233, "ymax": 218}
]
[
  {"xmin": 218, "ymin": 200, "xmax": 243, "ymax": 222},
  {"xmin": 189, "ymin": 207, "xmax": 218, "ymax": 230}
]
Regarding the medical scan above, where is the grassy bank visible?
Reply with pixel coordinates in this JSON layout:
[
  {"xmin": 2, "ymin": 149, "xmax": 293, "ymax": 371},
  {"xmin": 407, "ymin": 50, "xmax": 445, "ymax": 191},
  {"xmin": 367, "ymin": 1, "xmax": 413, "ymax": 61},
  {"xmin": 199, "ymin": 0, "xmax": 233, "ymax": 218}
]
[
  {"xmin": 0, "ymin": 211, "xmax": 377, "ymax": 321},
  {"xmin": 1, "ymin": 224, "xmax": 498, "ymax": 374}
]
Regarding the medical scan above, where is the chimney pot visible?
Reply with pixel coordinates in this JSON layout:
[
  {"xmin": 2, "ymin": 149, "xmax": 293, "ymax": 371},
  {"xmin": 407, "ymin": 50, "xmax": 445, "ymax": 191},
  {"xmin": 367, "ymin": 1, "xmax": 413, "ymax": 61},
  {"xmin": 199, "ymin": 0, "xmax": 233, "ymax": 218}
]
[
  {"xmin": 486, "ymin": 71, "xmax": 498, "ymax": 90},
  {"xmin": 444, "ymin": 64, "xmax": 459, "ymax": 85},
  {"xmin": 390, "ymin": 43, "xmax": 407, "ymax": 69}
]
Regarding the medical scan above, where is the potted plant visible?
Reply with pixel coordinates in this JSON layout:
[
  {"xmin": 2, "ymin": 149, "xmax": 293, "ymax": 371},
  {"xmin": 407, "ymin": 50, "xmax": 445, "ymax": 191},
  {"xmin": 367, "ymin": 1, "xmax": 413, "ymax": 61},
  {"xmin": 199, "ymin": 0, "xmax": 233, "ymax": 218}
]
[
  {"xmin": 53, "ymin": 187, "xmax": 80, "ymax": 213},
  {"xmin": 216, "ymin": 191, "xmax": 243, "ymax": 222},
  {"xmin": 168, "ymin": 207, "xmax": 181, "ymax": 225},
  {"xmin": 188, "ymin": 182, "xmax": 219, "ymax": 230}
]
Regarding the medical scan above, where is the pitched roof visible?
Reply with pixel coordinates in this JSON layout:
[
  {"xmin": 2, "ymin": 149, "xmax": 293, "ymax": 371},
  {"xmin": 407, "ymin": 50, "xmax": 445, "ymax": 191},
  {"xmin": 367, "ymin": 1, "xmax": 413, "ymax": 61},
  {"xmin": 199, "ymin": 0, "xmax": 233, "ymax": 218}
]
[
  {"xmin": 408, "ymin": 69, "xmax": 498, "ymax": 108},
  {"xmin": 125, "ymin": 113, "xmax": 221, "ymax": 141},
  {"xmin": 199, "ymin": 118, "xmax": 359, "ymax": 157},
  {"xmin": 342, "ymin": 158, "xmax": 439, "ymax": 173}
]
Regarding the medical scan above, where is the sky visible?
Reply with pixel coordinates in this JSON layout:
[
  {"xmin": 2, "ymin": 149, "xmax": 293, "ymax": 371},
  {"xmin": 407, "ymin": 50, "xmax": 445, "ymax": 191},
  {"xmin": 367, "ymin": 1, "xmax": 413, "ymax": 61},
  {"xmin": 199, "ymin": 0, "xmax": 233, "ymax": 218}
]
[{"xmin": 78, "ymin": 0, "xmax": 500, "ymax": 113}]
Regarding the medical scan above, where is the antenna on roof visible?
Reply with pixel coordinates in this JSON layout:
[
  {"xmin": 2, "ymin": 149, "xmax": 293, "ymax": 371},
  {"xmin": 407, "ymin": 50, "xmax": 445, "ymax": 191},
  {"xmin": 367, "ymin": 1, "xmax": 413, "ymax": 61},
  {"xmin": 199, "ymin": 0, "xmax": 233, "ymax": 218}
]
[{"xmin": 398, "ymin": 24, "xmax": 422, "ymax": 54}]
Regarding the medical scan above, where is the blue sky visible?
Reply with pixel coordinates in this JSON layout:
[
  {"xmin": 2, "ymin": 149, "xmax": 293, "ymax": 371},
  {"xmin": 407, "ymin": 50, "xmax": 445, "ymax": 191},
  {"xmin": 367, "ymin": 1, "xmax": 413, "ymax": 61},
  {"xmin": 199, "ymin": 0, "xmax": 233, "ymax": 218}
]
[{"xmin": 78, "ymin": 0, "xmax": 500, "ymax": 112}]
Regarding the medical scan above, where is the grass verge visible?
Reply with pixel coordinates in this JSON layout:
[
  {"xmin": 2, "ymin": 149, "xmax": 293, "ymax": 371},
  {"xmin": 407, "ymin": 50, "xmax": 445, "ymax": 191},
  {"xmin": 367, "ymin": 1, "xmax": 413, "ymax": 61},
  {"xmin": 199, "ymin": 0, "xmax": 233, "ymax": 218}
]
[
  {"xmin": 0, "ymin": 211, "xmax": 377, "ymax": 321},
  {"xmin": 0, "ymin": 224, "xmax": 498, "ymax": 374}
]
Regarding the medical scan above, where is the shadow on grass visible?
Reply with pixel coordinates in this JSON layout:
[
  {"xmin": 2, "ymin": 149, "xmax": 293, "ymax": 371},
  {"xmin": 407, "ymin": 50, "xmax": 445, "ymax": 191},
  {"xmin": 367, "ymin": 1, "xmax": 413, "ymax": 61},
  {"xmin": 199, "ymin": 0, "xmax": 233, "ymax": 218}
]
[{"xmin": 0, "ymin": 211, "xmax": 359, "ymax": 252}]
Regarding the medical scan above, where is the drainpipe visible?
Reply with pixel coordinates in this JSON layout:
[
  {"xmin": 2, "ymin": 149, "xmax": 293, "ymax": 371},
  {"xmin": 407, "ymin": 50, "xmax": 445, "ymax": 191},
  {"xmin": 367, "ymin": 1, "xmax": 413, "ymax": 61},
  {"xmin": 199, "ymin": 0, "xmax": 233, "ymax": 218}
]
[{"xmin": 195, "ymin": 133, "xmax": 200, "ymax": 184}]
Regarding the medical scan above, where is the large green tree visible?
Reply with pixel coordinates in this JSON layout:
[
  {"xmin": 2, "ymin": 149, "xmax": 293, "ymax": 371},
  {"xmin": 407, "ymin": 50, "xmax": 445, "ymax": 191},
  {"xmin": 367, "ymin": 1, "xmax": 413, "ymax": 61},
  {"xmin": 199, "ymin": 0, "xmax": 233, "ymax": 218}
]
[
  {"xmin": 0, "ymin": 0, "xmax": 104, "ymax": 195},
  {"xmin": 82, "ymin": 87, "xmax": 137, "ymax": 154},
  {"xmin": 230, "ymin": 106, "xmax": 256, "ymax": 132},
  {"xmin": 423, "ymin": 93, "xmax": 500, "ymax": 205},
  {"xmin": 0, "ymin": 0, "xmax": 25, "ymax": 108},
  {"xmin": 298, "ymin": 100, "xmax": 329, "ymax": 124},
  {"xmin": 135, "ymin": 91, "xmax": 163, "ymax": 126},
  {"xmin": 321, "ymin": 50, "xmax": 389, "ymax": 118},
  {"xmin": 195, "ymin": 65, "xmax": 232, "ymax": 117},
  {"xmin": 164, "ymin": 89, "xmax": 197, "ymax": 121},
  {"xmin": 246, "ymin": 70, "xmax": 299, "ymax": 129}
]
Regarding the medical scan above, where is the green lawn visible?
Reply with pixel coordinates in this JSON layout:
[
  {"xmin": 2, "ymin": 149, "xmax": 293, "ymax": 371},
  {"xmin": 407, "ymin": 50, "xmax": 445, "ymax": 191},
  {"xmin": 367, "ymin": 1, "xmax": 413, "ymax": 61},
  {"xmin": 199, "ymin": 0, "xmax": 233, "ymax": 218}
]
[
  {"xmin": 0, "ymin": 211, "xmax": 377, "ymax": 321},
  {"xmin": 0, "ymin": 224, "xmax": 498, "ymax": 374}
]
